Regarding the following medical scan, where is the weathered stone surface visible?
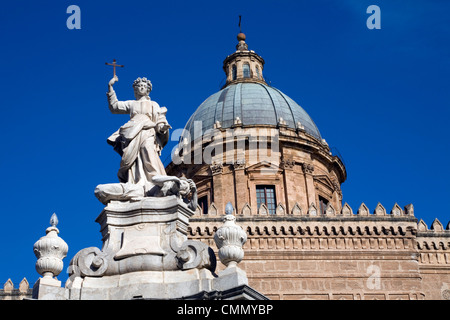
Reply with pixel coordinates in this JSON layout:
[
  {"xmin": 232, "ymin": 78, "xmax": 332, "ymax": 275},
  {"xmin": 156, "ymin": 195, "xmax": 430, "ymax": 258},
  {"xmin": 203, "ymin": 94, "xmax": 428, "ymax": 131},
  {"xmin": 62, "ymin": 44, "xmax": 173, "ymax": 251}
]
[{"xmin": 189, "ymin": 212, "xmax": 450, "ymax": 300}]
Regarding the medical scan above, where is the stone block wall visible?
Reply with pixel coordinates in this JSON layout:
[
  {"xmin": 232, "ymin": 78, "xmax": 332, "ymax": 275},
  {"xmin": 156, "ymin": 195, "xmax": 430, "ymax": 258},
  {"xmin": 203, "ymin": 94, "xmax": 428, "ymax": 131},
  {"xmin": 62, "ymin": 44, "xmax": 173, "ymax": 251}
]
[
  {"xmin": 189, "ymin": 202, "xmax": 450, "ymax": 300},
  {"xmin": 416, "ymin": 219, "xmax": 450, "ymax": 299}
]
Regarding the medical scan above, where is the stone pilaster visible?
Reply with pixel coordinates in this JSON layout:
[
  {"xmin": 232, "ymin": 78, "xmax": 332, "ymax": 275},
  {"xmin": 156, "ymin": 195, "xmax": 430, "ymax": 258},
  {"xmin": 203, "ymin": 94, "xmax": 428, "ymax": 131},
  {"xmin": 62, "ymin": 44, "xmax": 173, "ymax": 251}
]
[
  {"xmin": 281, "ymin": 158, "xmax": 295, "ymax": 214},
  {"xmin": 302, "ymin": 163, "xmax": 315, "ymax": 206},
  {"xmin": 233, "ymin": 159, "xmax": 247, "ymax": 214},
  {"xmin": 210, "ymin": 162, "xmax": 225, "ymax": 214}
]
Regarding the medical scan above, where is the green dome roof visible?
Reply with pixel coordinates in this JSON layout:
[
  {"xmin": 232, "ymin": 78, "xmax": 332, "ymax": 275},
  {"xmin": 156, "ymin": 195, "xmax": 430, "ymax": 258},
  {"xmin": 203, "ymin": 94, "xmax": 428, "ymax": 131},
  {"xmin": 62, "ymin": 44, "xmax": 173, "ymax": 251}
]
[{"xmin": 183, "ymin": 82, "xmax": 322, "ymax": 141}]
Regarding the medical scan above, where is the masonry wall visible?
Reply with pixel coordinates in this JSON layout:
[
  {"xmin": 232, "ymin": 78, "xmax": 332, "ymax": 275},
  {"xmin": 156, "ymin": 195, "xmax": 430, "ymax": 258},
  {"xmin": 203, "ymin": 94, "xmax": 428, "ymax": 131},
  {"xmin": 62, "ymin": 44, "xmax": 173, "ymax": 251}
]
[
  {"xmin": 189, "ymin": 205, "xmax": 450, "ymax": 300},
  {"xmin": 416, "ymin": 222, "xmax": 450, "ymax": 299}
]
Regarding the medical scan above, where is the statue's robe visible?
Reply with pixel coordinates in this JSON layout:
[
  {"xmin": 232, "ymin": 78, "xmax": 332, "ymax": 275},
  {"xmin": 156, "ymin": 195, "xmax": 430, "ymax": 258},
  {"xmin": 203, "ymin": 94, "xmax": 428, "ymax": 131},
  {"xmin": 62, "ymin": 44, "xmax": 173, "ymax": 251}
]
[{"xmin": 106, "ymin": 90, "xmax": 169, "ymax": 192}]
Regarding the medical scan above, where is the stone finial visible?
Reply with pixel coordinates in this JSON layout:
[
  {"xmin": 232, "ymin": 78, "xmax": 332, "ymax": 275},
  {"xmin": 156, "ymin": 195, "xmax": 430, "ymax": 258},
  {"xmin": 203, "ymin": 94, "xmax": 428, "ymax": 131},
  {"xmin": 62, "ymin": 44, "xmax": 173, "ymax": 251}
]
[
  {"xmin": 214, "ymin": 202, "xmax": 247, "ymax": 268},
  {"xmin": 19, "ymin": 278, "xmax": 29, "ymax": 293},
  {"xmin": 404, "ymin": 203, "xmax": 414, "ymax": 216},
  {"xmin": 241, "ymin": 203, "xmax": 251, "ymax": 215},
  {"xmin": 214, "ymin": 120, "xmax": 222, "ymax": 129},
  {"xmin": 3, "ymin": 279, "xmax": 13, "ymax": 292},
  {"xmin": 390, "ymin": 203, "xmax": 403, "ymax": 216},
  {"xmin": 431, "ymin": 218, "xmax": 444, "ymax": 232},
  {"xmin": 225, "ymin": 202, "xmax": 234, "ymax": 215},
  {"xmin": 418, "ymin": 219, "xmax": 428, "ymax": 232},
  {"xmin": 357, "ymin": 203, "xmax": 369, "ymax": 216},
  {"xmin": 325, "ymin": 203, "xmax": 336, "ymax": 216},
  {"xmin": 50, "ymin": 212, "xmax": 58, "ymax": 226},
  {"xmin": 374, "ymin": 203, "xmax": 386, "ymax": 216},
  {"xmin": 308, "ymin": 202, "xmax": 318, "ymax": 216},
  {"xmin": 258, "ymin": 203, "xmax": 268, "ymax": 215},
  {"xmin": 342, "ymin": 203, "xmax": 353, "ymax": 216},
  {"xmin": 236, "ymin": 33, "xmax": 248, "ymax": 51},
  {"xmin": 33, "ymin": 213, "xmax": 68, "ymax": 280},
  {"xmin": 278, "ymin": 117, "xmax": 287, "ymax": 126},
  {"xmin": 276, "ymin": 203, "xmax": 286, "ymax": 215},
  {"xmin": 208, "ymin": 202, "xmax": 218, "ymax": 216},
  {"xmin": 291, "ymin": 203, "xmax": 302, "ymax": 215}
]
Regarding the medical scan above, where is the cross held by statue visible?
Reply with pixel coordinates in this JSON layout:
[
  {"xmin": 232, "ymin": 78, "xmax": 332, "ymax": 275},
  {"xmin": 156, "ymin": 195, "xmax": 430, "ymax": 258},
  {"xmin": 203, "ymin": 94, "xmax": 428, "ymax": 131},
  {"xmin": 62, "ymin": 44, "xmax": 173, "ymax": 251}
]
[{"xmin": 105, "ymin": 59, "xmax": 124, "ymax": 77}]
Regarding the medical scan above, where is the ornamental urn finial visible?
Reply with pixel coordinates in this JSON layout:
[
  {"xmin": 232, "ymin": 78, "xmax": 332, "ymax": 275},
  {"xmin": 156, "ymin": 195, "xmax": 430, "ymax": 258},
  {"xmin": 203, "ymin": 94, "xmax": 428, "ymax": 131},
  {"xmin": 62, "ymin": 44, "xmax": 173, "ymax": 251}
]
[
  {"xmin": 214, "ymin": 202, "xmax": 247, "ymax": 268},
  {"xmin": 33, "ymin": 213, "xmax": 68, "ymax": 280}
]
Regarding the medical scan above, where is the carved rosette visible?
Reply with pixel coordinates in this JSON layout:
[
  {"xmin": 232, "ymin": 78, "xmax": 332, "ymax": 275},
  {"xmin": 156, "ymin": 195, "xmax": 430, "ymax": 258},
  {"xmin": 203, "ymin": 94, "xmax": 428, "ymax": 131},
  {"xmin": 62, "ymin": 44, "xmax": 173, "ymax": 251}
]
[
  {"xmin": 302, "ymin": 163, "xmax": 314, "ymax": 175},
  {"xmin": 214, "ymin": 202, "xmax": 247, "ymax": 268},
  {"xmin": 233, "ymin": 159, "xmax": 246, "ymax": 170},
  {"xmin": 210, "ymin": 162, "xmax": 223, "ymax": 175},
  {"xmin": 33, "ymin": 214, "xmax": 68, "ymax": 279},
  {"xmin": 281, "ymin": 158, "xmax": 295, "ymax": 170}
]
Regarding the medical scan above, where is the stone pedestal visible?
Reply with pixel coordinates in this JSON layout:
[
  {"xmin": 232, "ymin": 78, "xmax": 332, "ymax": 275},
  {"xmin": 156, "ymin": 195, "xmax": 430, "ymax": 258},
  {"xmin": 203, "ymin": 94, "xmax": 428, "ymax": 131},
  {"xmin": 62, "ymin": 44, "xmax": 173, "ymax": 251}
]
[
  {"xmin": 68, "ymin": 269, "xmax": 214, "ymax": 300},
  {"xmin": 59, "ymin": 195, "xmax": 266, "ymax": 300},
  {"xmin": 214, "ymin": 266, "xmax": 248, "ymax": 291},
  {"xmin": 76, "ymin": 195, "xmax": 206, "ymax": 276},
  {"xmin": 32, "ymin": 277, "xmax": 66, "ymax": 300}
]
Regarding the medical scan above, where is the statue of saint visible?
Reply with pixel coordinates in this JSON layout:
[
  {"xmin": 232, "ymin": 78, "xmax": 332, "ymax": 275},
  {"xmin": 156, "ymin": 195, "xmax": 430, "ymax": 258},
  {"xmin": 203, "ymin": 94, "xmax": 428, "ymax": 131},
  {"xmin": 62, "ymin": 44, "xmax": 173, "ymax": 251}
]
[
  {"xmin": 95, "ymin": 76, "xmax": 171, "ymax": 203},
  {"xmin": 95, "ymin": 74, "xmax": 197, "ymax": 209},
  {"xmin": 106, "ymin": 75, "xmax": 170, "ymax": 185}
]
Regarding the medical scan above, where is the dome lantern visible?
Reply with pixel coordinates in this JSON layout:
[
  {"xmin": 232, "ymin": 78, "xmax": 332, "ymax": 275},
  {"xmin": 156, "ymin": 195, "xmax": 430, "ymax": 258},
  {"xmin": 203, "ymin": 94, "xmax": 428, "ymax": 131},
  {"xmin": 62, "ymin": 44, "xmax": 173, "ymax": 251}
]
[{"xmin": 222, "ymin": 30, "xmax": 266, "ymax": 88}]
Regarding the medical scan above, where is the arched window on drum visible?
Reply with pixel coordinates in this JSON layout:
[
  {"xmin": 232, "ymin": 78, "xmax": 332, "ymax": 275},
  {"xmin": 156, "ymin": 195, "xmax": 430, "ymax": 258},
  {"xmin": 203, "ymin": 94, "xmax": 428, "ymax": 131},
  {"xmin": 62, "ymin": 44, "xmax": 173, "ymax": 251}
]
[
  {"xmin": 243, "ymin": 63, "xmax": 250, "ymax": 78},
  {"xmin": 255, "ymin": 66, "xmax": 261, "ymax": 79}
]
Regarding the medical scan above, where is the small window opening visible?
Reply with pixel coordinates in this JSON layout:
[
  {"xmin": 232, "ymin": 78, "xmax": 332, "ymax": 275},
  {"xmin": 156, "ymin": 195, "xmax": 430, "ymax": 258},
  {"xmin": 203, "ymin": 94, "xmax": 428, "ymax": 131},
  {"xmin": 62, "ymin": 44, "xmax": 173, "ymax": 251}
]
[
  {"xmin": 243, "ymin": 63, "xmax": 250, "ymax": 78},
  {"xmin": 319, "ymin": 196, "xmax": 329, "ymax": 215},
  {"xmin": 256, "ymin": 185, "xmax": 276, "ymax": 214},
  {"xmin": 198, "ymin": 196, "xmax": 208, "ymax": 215}
]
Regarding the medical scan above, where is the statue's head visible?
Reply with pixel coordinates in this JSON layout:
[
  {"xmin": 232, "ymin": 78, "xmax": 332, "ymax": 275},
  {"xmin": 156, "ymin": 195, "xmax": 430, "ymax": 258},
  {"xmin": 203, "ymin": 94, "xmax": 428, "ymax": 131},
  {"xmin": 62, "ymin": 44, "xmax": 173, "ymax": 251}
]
[{"xmin": 133, "ymin": 77, "xmax": 152, "ymax": 98}]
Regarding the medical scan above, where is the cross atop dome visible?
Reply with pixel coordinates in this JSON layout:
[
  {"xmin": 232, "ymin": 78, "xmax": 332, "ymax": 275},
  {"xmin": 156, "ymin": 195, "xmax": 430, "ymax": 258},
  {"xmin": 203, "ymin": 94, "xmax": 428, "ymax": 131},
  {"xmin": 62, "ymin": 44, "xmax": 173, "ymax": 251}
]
[{"xmin": 236, "ymin": 16, "xmax": 248, "ymax": 51}]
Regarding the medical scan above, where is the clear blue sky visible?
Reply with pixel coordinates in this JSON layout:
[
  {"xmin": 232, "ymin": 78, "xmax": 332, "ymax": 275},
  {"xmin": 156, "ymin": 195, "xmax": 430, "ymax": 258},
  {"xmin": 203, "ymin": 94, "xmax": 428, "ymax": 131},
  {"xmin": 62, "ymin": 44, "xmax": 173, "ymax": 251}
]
[{"xmin": 0, "ymin": 0, "xmax": 449, "ymax": 286}]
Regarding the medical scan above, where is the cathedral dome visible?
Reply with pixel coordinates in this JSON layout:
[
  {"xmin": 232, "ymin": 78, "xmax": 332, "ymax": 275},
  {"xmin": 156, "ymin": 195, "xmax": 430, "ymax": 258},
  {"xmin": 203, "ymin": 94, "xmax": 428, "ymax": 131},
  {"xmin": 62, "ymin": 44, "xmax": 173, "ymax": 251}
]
[
  {"xmin": 183, "ymin": 82, "xmax": 322, "ymax": 141},
  {"xmin": 167, "ymin": 30, "xmax": 346, "ymax": 222}
]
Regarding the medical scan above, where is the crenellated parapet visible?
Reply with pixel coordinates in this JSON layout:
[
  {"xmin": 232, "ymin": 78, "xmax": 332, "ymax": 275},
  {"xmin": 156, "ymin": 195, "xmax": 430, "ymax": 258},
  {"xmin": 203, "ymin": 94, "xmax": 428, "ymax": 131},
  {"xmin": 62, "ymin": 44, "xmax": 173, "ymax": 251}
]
[
  {"xmin": 0, "ymin": 278, "xmax": 32, "ymax": 300},
  {"xmin": 416, "ymin": 218, "xmax": 450, "ymax": 265},
  {"xmin": 190, "ymin": 222, "xmax": 414, "ymax": 238},
  {"xmin": 189, "ymin": 202, "xmax": 422, "ymax": 253},
  {"xmin": 189, "ymin": 201, "xmax": 450, "ymax": 258},
  {"xmin": 193, "ymin": 201, "xmax": 416, "ymax": 218}
]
